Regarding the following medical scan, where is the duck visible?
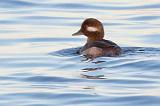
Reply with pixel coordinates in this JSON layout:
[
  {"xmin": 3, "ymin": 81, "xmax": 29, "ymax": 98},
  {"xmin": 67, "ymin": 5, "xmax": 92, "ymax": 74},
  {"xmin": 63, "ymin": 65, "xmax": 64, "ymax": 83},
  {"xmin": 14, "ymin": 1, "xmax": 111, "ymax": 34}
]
[{"xmin": 72, "ymin": 18, "xmax": 121, "ymax": 59}]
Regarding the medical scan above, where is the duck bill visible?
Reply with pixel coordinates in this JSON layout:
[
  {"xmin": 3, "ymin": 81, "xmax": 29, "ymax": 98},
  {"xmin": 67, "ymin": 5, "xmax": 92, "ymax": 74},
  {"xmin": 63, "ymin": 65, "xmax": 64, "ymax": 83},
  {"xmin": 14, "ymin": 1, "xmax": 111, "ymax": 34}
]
[{"xmin": 72, "ymin": 30, "xmax": 83, "ymax": 36}]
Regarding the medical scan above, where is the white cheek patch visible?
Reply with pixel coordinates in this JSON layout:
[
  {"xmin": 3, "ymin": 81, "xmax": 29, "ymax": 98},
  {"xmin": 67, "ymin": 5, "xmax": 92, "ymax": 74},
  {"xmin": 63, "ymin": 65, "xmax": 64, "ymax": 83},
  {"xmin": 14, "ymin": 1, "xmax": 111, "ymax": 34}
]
[{"xmin": 87, "ymin": 26, "xmax": 98, "ymax": 32}]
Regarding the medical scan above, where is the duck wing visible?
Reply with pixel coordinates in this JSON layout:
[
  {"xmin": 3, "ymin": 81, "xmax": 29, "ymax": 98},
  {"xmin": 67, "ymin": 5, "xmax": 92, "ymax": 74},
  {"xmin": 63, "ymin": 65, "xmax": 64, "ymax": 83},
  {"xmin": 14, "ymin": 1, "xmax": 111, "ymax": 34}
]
[{"xmin": 91, "ymin": 39, "xmax": 119, "ymax": 48}]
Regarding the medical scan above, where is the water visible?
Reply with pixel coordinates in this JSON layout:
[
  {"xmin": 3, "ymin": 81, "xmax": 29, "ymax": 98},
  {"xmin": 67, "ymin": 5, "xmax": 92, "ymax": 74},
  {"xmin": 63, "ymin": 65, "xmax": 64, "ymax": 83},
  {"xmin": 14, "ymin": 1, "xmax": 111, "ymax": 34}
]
[{"xmin": 0, "ymin": 0, "xmax": 160, "ymax": 106}]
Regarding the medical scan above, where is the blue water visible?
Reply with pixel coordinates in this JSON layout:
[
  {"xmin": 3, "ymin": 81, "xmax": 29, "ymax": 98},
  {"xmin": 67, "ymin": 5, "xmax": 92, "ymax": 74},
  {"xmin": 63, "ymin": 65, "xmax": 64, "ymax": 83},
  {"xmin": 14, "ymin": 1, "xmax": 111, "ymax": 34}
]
[{"xmin": 0, "ymin": 0, "xmax": 160, "ymax": 106}]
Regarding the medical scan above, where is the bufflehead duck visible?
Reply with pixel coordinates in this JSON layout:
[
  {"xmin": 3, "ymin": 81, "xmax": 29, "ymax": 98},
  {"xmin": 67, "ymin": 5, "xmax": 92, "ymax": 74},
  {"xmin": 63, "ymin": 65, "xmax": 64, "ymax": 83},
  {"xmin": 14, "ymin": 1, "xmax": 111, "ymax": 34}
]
[{"xmin": 72, "ymin": 18, "xmax": 121, "ymax": 58}]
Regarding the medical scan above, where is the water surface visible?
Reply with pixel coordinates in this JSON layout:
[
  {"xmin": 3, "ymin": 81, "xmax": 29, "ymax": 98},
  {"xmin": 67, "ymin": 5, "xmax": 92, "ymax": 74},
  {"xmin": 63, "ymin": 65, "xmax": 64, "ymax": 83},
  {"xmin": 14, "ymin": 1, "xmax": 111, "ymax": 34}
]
[{"xmin": 0, "ymin": 0, "xmax": 160, "ymax": 106}]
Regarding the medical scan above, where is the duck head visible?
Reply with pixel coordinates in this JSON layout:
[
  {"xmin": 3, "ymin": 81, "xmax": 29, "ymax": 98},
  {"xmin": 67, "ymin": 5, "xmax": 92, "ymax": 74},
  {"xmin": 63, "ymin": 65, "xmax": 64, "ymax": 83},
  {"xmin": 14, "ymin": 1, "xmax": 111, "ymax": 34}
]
[{"xmin": 72, "ymin": 18, "xmax": 104, "ymax": 42}]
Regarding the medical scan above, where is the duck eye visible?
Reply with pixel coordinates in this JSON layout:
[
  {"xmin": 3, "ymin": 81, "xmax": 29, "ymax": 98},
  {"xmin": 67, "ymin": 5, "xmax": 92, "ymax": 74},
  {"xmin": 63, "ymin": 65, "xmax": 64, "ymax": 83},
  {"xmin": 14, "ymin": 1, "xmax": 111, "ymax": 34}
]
[{"xmin": 86, "ymin": 26, "xmax": 98, "ymax": 32}]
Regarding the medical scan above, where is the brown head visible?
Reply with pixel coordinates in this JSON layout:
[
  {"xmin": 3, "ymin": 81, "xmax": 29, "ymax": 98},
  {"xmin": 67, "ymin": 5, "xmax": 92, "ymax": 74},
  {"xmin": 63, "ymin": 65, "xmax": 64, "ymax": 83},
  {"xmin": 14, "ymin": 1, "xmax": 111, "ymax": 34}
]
[{"xmin": 72, "ymin": 18, "xmax": 104, "ymax": 41}]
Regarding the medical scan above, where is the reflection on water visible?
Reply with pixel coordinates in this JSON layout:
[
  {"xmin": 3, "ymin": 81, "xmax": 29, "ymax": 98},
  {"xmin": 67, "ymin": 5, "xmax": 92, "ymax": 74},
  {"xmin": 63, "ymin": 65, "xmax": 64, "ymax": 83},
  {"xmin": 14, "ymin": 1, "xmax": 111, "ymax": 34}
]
[
  {"xmin": 82, "ymin": 67, "xmax": 106, "ymax": 72},
  {"xmin": 0, "ymin": 0, "xmax": 160, "ymax": 106},
  {"xmin": 81, "ymin": 74, "xmax": 106, "ymax": 79}
]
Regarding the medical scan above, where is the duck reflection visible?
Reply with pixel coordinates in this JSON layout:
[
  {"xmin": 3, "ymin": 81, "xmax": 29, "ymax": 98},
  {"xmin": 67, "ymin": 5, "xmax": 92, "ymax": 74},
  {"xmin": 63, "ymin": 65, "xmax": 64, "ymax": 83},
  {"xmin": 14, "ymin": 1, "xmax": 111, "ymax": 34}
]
[
  {"xmin": 92, "ymin": 60, "xmax": 106, "ymax": 64},
  {"xmin": 81, "ymin": 74, "xmax": 106, "ymax": 79},
  {"xmin": 82, "ymin": 67, "xmax": 106, "ymax": 72}
]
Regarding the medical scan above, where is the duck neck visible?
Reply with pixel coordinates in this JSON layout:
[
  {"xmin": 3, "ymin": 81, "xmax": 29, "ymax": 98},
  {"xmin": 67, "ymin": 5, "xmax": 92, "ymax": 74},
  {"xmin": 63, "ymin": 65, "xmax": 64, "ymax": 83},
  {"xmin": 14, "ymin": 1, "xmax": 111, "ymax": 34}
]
[{"xmin": 87, "ymin": 37, "xmax": 102, "ymax": 44}]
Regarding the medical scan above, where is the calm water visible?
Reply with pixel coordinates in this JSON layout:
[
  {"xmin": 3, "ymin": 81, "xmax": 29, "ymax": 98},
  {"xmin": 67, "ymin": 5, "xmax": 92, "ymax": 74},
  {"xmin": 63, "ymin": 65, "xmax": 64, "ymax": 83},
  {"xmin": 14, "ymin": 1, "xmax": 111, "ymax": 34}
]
[{"xmin": 0, "ymin": 0, "xmax": 160, "ymax": 106}]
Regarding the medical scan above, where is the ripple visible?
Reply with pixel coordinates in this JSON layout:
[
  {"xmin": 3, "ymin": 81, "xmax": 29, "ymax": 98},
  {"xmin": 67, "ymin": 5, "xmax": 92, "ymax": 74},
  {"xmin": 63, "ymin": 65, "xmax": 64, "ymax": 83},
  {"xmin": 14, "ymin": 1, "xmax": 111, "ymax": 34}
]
[
  {"xmin": 53, "ymin": 3, "xmax": 160, "ymax": 10},
  {"xmin": 0, "ymin": 0, "xmax": 38, "ymax": 8},
  {"xmin": 127, "ymin": 16, "xmax": 160, "ymax": 21},
  {"xmin": 20, "ymin": 16, "xmax": 82, "ymax": 20},
  {"xmin": 24, "ymin": 76, "xmax": 80, "ymax": 83},
  {"xmin": 50, "ymin": 47, "xmax": 80, "ymax": 57},
  {"xmin": 1, "ymin": 1, "xmax": 160, "ymax": 11},
  {"xmin": 0, "ymin": 38, "xmax": 83, "ymax": 45},
  {"xmin": 53, "ymin": 47, "xmax": 160, "ymax": 58},
  {"xmin": 63, "ymin": 95, "xmax": 160, "ymax": 106}
]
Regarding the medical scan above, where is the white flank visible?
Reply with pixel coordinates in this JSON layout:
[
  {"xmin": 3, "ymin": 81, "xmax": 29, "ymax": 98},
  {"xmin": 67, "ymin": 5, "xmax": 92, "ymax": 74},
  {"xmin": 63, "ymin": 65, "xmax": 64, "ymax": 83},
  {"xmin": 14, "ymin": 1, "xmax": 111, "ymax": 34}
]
[{"xmin": 87, "ymin": 26, "xmax": 98, "ymax": 32}]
